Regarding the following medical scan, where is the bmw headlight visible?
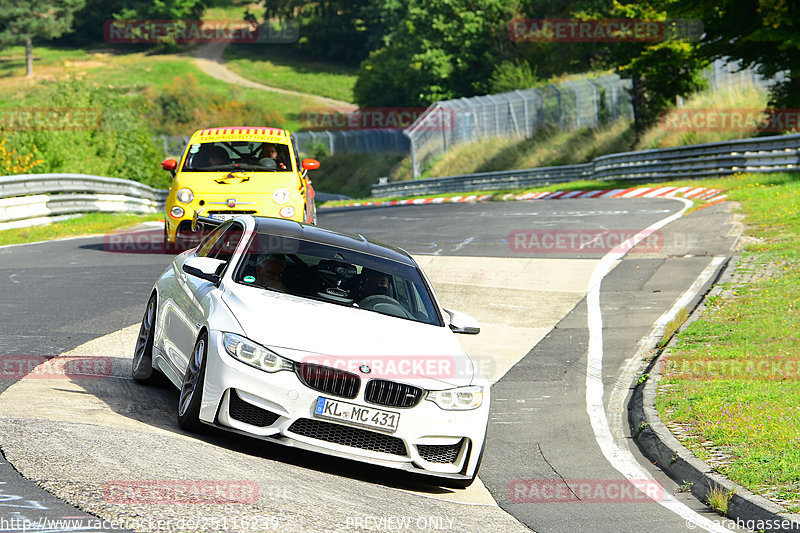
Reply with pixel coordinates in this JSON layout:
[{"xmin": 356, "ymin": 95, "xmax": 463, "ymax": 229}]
[
  {"xmin": 222, "ymin": 333, "xmax": 293, "ymax": 373},
  {"xmin": 426, "ymin": 386, "xmax": 483, "ymax": 410},
  {"xmin": 176, "ymin": 188, "xmax": 194, "ymax": 204}
]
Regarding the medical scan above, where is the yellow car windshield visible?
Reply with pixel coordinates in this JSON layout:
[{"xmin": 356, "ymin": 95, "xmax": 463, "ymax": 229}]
[{"xmin": 182, "ymin": 141, "xmax": 293, "ymax": 172}]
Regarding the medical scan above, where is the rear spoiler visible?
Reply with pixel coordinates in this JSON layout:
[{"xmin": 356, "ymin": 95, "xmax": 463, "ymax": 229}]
[{"xmin": 191, "ymin": 210, "xmax": 224, "ymax": 233}]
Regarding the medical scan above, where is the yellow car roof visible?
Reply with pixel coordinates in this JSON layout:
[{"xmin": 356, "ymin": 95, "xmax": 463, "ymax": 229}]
[{"xmin": 189, "ymin": 127, "xmax": 289, "ymax": 144}]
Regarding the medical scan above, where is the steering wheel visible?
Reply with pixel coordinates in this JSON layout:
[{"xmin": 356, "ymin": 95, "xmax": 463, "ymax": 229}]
[{"xmin": 357, "ymin": 295, "xmax": 414, "ymax": 319}]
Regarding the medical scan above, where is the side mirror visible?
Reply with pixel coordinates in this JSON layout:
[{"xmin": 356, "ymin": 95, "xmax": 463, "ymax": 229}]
[
  {"xmin": 302, "ymin": 158, "xmax": 320, "ymax": 171},
  {"xmin": 443, "ymin": 308, "xmax": 480, "ymax": 335},
  {"xmin": 162, "ymin": 158, "xmax": 178, "ymax": 177},
  {"xmin": 182, "ymin": 256, "xmax": 225, "ymax": 285}
]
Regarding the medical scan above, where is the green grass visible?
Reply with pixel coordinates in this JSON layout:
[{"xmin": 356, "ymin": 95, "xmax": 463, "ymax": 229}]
[
  {"xmin": 0, "ymin": 45, "xmax": 91, "ymax": 78},
  {"xmin": 223, "ymin": 44, "xmax": 357, "ymax": 104},
  {"xmin": 636, "ymin": 83, "xmax": 770, "ymax": 150},
  {"xmin": 654, "ymin": 172, "xmax": 800, "ymax": 506},
  {"xmin": 0, "ymin": 212, "xmax": 161, "ymax": 246},
  {"xmin": 0, "ymin": 45, "xmax": 330, "ymax": 133},
  {"xmin": 202, "ymin": 1, "xmax": 252, "ymax": 21}
]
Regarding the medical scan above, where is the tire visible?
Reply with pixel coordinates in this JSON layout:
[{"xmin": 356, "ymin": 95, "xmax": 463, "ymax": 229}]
[
  {"xmin": 132, "ymin": 294, "xmax": 160, "ymax": 385},
  {"xmin": 177, "ymin": 331, "xmax": 208, "ymax": 432},
  {"xmin": 164, "ymin": 225, "xmax": 176, "ymax": 254}
]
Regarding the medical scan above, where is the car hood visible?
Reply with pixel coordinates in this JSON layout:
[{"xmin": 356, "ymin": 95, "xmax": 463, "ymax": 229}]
[{"xmin": 222, "ymin": 285, "xmax": 476, "ymax": 388}]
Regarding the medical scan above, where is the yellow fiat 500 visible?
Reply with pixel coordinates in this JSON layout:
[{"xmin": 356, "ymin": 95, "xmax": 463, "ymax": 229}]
[{"xmin": 161, "ymin": 127, "xmax": 320, "ymax": 248}]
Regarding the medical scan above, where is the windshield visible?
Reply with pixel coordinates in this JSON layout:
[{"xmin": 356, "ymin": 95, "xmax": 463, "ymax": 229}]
[
  {"xmin": 182, "ymin": 141, "xmax": 294, "ymax": 172},
  {"xmin": 233, "ymin": 233, "xmax": 442, "ymax": 326}
]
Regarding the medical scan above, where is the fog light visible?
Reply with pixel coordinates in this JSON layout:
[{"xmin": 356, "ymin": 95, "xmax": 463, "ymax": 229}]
[
  {"xmin": 279, "ymin": 206, "xmax": 295, "ymax": 218},
  {"xmin": 170, "ymin": 206, "xmax": 185, "ymax": 218}
]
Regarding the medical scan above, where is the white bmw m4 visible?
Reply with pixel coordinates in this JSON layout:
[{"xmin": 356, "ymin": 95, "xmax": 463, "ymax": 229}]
[{"xmin": 132, "ymin": 215, "xmax": 489, "ymax": 487}]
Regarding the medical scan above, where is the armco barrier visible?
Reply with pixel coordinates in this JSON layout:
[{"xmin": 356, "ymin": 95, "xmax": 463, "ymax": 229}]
[
  {"xmin": 372, "ymin": 132, "xmax": 800, "ymax": 197},
  {"xmin": 0, "ymin": 174, "xmax": 169, "ymax": 230}
]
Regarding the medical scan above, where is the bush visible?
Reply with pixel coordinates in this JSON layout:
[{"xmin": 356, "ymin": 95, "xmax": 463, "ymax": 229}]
[
  {"xmin": 0, "ymin": 79, "xmax": 168, "ymax": 187},
  {"xmin": 489, "ymin": 61, "xmax": 541, "ymax": 93},
  {"xmin": 0, "ymin": 137, "xmax": 43, "ymax": 175},
  {"xmin": 143, "ymin": 74, "xmax": 285, "ymax": 135}
]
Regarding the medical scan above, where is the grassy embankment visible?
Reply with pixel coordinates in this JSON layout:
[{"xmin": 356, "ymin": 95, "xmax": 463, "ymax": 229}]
[
  {"xmin": 317, "ymin": 82, "xmax": 770, "ymax": 201},
  {"xmin": 0, "ymin": 213, "xmax": 161, "ymax": 247},
  {"xmin": 0, "ymin": 38, "xmax": 360, "ymax": 245},
  {"xmin": 0, "ymin": 44, "xmax": 329, "ymax": 134},
  {"xmin": 655, "ymin": 172, "xmax": 800, "ymax": 510}
]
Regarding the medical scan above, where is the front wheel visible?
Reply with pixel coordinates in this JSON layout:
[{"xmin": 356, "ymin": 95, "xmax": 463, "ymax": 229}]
[
  {"xmin": 177, "ymin": 332, "xmax": 208, "ymax": 432},
  {"xmin": 132, "ymin": 294, "xmax": 160, "ymax": 384}
]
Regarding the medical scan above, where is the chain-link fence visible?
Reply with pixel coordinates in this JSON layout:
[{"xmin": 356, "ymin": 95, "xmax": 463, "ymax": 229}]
[
  {"xmin": 157, "ymin": 135, "xmax": 190, "ymax": 157},
  {"xmin": 705, "ymin": 58, "xmax": 786, "ymax": 91},
  {"xmin": 404, "ymin": 74, "xmax": 633, "ymax": 178},
  {"xmin": 292, "ymin": 130, "xmax": 409, "ymax": 156},
  {"xmin": 155, "ymin": 131, "xmax": 409, "ymax": 158}
]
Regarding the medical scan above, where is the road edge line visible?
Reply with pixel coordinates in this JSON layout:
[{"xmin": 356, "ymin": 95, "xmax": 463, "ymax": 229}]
[{"xmin": 585, "ymin": 198, "xmax": 734, "ymax": 532}]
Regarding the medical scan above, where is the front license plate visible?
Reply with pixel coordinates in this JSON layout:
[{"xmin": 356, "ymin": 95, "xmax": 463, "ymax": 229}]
[
  {"xmin": 211, "ymin": 213, "xmax": 238, "ymax": 221},
  {"xmin": 314, "ymin": 397, "xmax": 400, "ymax": 433}
]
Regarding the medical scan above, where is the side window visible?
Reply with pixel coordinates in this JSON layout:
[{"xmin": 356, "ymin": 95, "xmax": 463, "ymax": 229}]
[
  {"xmin": 208, "ymin": 224, "xmax": 244, "ymax": 264},
  {"xmin": 395, "ymin": 278, "xmax": 410, "ymax": 307},
  {"xmin": 409, "ymin": 283, "xmax": 431, "ymax": 321},
  {"xmin": 196, "ymin": 224, "xmax": 229, "ymax": 258}
]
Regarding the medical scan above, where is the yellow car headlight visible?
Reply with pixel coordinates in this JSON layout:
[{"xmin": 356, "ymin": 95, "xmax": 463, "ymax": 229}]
[{"xmin": 176, "ymin": 188, "xmax": 194, "ymax": 204}]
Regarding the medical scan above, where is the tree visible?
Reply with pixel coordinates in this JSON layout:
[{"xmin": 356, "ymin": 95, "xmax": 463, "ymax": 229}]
[
  {"xmin": 113, "ymin": 0, "xmax": 204, "ymax": 20},
  {"xmin": 673, "ymin": 0, "xmax": 800, "ymax": 109},
  {"xmin": 576, "ymin": 0, "xmax": 708, "ymax": 135},
  {"xmin": 354, "ymin": 0, "xmax": 518, "ymax": 107},
  {"xmin": 249, "ymin": 0, "xmax": 405, "ymax": 66},
  {"xmin": 0, "ymin": 0, "xmax": 85, "ymax": 77}
]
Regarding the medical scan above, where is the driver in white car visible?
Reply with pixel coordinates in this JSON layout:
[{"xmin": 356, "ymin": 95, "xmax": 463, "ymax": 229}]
[{"xmin": 354, "ymin": 268, "xmax": 392, "ymax": 301}]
